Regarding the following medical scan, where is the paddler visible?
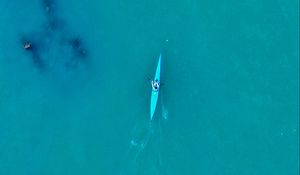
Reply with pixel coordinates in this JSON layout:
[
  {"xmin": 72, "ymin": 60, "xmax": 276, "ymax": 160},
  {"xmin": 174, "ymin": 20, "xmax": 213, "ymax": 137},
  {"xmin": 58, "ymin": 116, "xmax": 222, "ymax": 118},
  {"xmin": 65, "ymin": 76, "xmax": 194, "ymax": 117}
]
[{"xmin": 151, "ymin": 79, "xmax": 160, "ymax": 91}]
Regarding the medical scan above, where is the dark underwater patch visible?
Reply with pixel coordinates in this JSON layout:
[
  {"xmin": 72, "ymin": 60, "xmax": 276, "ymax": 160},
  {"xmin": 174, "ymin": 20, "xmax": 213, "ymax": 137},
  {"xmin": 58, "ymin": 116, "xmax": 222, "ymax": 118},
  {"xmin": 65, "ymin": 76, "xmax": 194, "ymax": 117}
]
[
  {"xmin": 42, "ymin": 0, "xmax": 56, "ymax": 16},
  {"xmin": 70, "ymin": 37, "xmax": 87, "ymax": 58},
  {"xmin": 20, "ymin": 0, "xmax": 89, "ymax": 74},
  {"xmin": 64, "ymin": 37, "xmax": 88, "ymax": 70}
]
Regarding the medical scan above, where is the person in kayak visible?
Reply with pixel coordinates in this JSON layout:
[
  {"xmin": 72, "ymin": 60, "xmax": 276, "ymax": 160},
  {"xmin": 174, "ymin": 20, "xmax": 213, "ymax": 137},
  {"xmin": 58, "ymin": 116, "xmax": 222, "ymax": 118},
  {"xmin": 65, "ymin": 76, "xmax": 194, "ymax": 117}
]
[{"xmin": 151, "ymin": 79, "xmax": 160, "ymax": 91}]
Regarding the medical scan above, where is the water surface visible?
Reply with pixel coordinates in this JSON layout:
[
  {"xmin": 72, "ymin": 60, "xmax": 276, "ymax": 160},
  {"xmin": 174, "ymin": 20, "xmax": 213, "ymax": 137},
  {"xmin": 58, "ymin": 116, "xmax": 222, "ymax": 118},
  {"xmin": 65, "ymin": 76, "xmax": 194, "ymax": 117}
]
[{"xmin": 0, "ymin": 0, "xmax": 299, "ymax": 174}]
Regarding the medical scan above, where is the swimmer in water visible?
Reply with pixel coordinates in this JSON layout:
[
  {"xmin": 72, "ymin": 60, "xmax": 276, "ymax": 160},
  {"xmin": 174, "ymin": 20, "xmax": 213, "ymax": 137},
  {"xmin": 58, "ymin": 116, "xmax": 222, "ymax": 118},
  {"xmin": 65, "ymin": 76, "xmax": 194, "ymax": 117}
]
[{"xmin": 23, "ymin": 42, "xmax": 32, "ymax": 50}]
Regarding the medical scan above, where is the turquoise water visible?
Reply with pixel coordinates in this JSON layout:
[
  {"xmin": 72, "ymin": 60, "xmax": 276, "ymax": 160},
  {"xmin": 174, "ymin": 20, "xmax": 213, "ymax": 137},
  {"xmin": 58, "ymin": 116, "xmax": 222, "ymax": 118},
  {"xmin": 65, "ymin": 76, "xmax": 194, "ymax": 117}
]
[{"xmin": 0, "ymin": 0, "xmax": 299, "ymax": 174}]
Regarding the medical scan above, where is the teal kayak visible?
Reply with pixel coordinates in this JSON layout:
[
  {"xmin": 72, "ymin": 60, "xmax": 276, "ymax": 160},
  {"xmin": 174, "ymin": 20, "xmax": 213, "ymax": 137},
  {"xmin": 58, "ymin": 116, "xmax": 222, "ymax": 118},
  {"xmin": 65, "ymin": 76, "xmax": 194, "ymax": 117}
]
[{"xmin": 150, "ymin": 54, "xmax": 162, "ymax": 120}]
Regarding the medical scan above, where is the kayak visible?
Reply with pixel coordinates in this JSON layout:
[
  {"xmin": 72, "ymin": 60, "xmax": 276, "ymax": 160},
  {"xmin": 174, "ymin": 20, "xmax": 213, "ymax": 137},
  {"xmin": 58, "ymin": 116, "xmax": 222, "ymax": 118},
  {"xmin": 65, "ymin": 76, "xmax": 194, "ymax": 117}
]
[{"xmin": 150, "ymin": 54, "xmax": 162, "ymax": 120}]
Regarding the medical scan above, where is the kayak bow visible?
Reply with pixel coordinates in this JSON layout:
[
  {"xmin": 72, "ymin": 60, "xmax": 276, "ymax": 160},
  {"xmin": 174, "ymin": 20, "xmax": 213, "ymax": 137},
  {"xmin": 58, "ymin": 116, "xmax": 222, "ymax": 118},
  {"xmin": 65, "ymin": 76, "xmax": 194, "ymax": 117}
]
[{"xmin": 150, "ymin": 54, "xmax": 162, "ymax": 120}]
